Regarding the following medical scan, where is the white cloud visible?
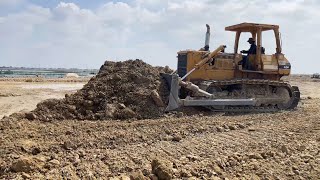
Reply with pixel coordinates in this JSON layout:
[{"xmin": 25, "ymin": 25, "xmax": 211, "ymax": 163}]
[
  {"xmin": 0, "ymin": 0, "xmax": 24, "ymax": 6},
  {"xmin": 0, "ymin": 0, "xmax": 319, "ymax": 73}
]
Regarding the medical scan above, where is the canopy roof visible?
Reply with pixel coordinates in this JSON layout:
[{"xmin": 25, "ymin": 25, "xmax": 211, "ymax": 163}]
[{"xmin": 225, "ymin": 22, "xmax": 279, "ymax": 32}]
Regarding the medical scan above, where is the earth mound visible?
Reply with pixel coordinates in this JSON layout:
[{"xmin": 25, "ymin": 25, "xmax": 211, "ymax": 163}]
[{"xmin": 27, "ymin": 60, "xmax": 172, "ymax": 121}]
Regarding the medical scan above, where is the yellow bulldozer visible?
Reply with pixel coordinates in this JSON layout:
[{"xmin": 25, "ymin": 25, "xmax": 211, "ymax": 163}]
[{"xmin": 162, "ymin": 22, "xmax": 300, "ymax": 112}]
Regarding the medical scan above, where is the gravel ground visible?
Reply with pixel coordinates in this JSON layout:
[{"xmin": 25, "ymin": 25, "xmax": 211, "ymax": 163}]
[{"xmin": 0, "ymin": 75, "xmax": 319, "ymax": 179}]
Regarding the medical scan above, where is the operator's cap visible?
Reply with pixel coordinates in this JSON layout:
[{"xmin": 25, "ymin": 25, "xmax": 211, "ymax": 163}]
[{"xmin": 247, "ymin": 38, "xmax": 255, "ymax": 42}]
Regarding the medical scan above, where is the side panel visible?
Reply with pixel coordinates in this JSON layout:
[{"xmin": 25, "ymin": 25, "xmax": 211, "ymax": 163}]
[
  {"xmin": 277, "ymin": 54, "xmax": 291, "ymax": 75},
  {"xmin": 185, "ymin": 51, "xmax": 236, "ymax": 81},
  {"xmin": 262, "ymin": 55, "xmax": 278, "ymax": 71}
]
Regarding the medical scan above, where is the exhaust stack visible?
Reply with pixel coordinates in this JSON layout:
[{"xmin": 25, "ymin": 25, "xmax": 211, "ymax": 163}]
[{"xmin": 204, "ymin": 24, "xmax": 210, "ymax": 51}]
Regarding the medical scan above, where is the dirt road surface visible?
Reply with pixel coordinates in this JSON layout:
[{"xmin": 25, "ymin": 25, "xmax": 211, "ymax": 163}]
[{"xmin": 0, "ymin": 75, "xmax": 319, "ymax": 179}]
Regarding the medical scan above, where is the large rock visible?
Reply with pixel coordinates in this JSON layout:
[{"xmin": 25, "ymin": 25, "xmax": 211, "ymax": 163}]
[
  {"xmin": 151, "ymin": 159, "xmax": 173, "ymax": 180},
  {"xmin": 151, "ymin": 90, "xmax": 165, "ymax": 107}
]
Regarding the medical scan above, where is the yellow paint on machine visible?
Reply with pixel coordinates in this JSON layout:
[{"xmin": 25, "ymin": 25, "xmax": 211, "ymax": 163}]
[{"xmin": 184, "ymin": 51, "xmax": 235, "ymax": 81}]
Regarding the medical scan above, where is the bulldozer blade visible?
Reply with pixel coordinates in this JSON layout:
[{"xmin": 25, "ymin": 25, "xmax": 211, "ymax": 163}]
[
  {"xmin": 161, "ymin": 73, "xmax": 180, "ymax": 111},
  {"xmin": 160, "ymin": 73, "xmax": 173, "ymax": 88}
]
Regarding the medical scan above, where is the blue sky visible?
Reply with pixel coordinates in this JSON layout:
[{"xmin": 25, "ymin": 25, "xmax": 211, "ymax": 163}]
[{"xmin": 0, "ymin": 0, "xmax": 319, "ymax": 73}]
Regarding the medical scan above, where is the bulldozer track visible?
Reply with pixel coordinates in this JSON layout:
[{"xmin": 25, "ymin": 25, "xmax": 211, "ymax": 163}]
[{"xmin": 200, "ymin": 79, "xmax": 300, "ymax": 112}]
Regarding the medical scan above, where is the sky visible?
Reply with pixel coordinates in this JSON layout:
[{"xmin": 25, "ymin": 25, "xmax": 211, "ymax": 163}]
[{"xmin": 0, "ymin": 0, "xmax": 319, "ymax": 73}]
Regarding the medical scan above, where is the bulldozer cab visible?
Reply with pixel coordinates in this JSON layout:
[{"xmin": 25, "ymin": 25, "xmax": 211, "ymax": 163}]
[{"xmin": 225, "ymin": 23, "xmax": 282, "ymax": 72}]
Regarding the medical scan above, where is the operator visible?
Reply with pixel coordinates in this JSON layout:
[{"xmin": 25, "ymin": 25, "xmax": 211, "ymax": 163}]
[
  {"xmin": 241, "ymin": 38, "xmax": 256, "ymax": 55},
  {"xmin": 240, "ymin": 38, "xmax": 256, "ymax": 70}
]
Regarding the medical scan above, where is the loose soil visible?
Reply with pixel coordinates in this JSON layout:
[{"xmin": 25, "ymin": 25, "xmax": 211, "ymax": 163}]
[{"xmin": 0, "ymin": 68, "xmax": 319, "ymax": 179}]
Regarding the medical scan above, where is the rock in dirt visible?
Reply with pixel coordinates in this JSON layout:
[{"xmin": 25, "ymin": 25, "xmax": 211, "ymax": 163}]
[
  {"xmin": 0, "ymin": 159, "xmax": 7, "ymax": 174},
  {"xmin": 114, "ymin": 107, "xmax": 137, "ymax": 120},
  {"xmin": 25, "ymin": 112, "xmax": 37, "ymax": 120},
  {"xmin": 130, "ymin": 170, "xmax": 146, "ymax": 180},
  {"xmin": 31, "ymin": 147, "xmax": 41, "ymax": 155},
  {"xmin": 45, "ymin": 159, "xmax": 60, "ymax": 169},
  {"xmin": 151, "ymin": 159, "xmax": 173, "ymax": 180},
  {"xmin": 28, "ymin": 60, "xmax": 172, "ymax": 121},
  {"xmin": 248, "ymin": 153, "xmax": 263, "ymax": 160},
  {"xmin": 186, "ymin": 155, "xmax": 199, "ymax": 162},
  {"xmin": 175, "ymin": 112, "xmax": 184, "ymax": 118},
  {"xmin": 21, "ymin": 172, "xmax": 31, "ymax": 179},
  {"xmin": 212, "ymin": 164, "xmax": 223, "ymax": 175},
  {"xmin": 180, "ymin": 169, "xmax": 192, "ymax": 177},
  {"xmin": 61, "ymin": 141, "xmax": 76, "ymax": 150},
  {"xmin": 151, "ymin": 90, "xmax": 165, "ymax": 107},
  {"xmin": 301, "ymin": 154, "xmax": 314, "ymax": 159},
  {"xmin": 216, "ymin": 127, "xmax": 224, "ymax": 132},
  {"xmin": 280, "ymin": 145, "xmax": 290, "ymax": 154},
  {"xmin": 105, "ymin": 103, "xmax": 117, "ymax": 118},
  {"xmin": 11, "ymin": 157, "xmax": 44, "ymax": 173},
  {"xmin": 172, "ymin": 135, "xmax": 182, "ymax": 142},
  {"xmin": 110, "ymin": 175, "xmax": 131, "ymax": 180},
  {"xmin": 297, "ymin": 145, "xmax": 306, "ymax": 152},
  {"xmin": 238, "ymin": 124, "xmax": 246, "ymax": 129},
  {"xmin": 61, "ymin": 165, "xmax": 78, "ymax": 179},
  {"xmin": 149, "ymin": 174, "xmax": 159, "ymax": 180},
  {"xmin": 228, "ymin": 125, "xmax": 237, "ymax": 130}
]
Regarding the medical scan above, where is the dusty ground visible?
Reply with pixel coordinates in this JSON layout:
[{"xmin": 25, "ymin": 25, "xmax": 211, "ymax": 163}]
[{"xmin": 0, "ymin": 75, "xmax": 320, "ymax": 179}]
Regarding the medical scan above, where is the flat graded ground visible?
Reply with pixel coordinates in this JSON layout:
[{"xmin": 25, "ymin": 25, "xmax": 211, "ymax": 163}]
[
  {"xmin": 0, "ymin": 75, "xmax": 319, "ymax": 179},
  {"xmin": 0, "ymin": 79, "xmax": 86, "ymax": 119}
]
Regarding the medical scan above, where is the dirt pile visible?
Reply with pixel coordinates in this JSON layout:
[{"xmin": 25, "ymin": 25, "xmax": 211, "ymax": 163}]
[{"xmin": 27, "ymin": 60, "xmax": 172, "ymax": 121}]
